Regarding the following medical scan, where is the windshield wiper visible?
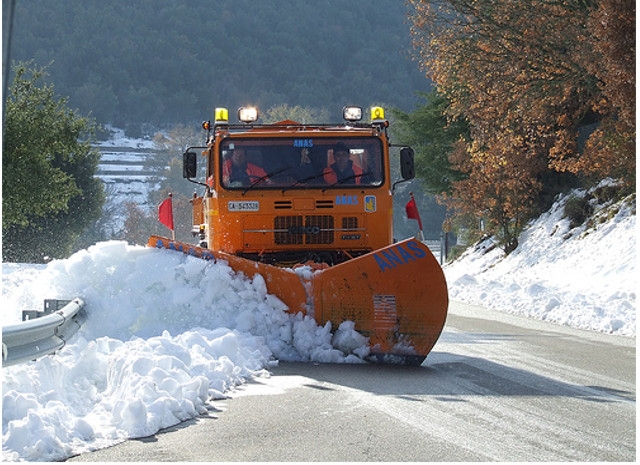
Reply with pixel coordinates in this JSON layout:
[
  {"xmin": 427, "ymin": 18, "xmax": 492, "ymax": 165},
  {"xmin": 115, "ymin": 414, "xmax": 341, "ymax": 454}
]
[
  {"xmin": 322, "ymin": 171, "xmax": 370, "ymax": 191},
  {"xmin": 242, "ymin": 167, "xmax": 290, "ymax": 195},
  {"xmin": 280, "ymin": 172, "xmax": 327, "ymax": 193}
]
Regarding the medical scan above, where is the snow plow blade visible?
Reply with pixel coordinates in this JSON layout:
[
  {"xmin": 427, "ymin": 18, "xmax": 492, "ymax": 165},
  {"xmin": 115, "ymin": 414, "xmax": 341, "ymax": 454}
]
[
  {"xmin": 148, "ymin": 235, "xmax": 447, "ymax": 365},
  {"xmin": 312, "ymin": 238, "xmax": 448, "ymax": 364}
]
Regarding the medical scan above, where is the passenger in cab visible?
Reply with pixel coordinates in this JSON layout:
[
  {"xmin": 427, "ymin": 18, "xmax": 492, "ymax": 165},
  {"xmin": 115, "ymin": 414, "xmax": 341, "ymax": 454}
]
[
  {"xmin": 222, "ymin": 148, "xmax": 270, "ymax": 187},
  {"xmin": 323, "ymin": 142, "xmax": 362, "ymax": 185}
]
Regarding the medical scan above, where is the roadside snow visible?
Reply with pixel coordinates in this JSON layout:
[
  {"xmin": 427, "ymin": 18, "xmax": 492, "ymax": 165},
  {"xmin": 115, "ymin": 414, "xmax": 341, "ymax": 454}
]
[{"xmin": 445, "ymin": 187, "xmax": 636, "ymax": 336}]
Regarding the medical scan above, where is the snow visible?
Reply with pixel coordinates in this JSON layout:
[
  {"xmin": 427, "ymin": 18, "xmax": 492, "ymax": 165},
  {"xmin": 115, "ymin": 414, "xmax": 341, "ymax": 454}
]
[
  {"xmin": 1, "ymin": 244, "xmax": 369, "ymax": 461},
  {"xmin": 2, "ymin": 186, "xmax": 635, "ymax": 462},
  {"xmin": 94, "ymin": 128, "xmax": 165, "ymax": 231},
  {"xmin": 95, "ymin": 126, "xmax": 156, "ymax": 150},
  {"xmin": 445, "ymin": 185, "xmax": 636, "ymax": 336}
]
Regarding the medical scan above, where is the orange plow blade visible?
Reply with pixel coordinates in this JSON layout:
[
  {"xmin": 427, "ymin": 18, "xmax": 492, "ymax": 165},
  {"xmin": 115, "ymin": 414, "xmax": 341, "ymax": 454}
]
[
  {"xmin": 148, "ymin": 235, "xmax": 447, "ymax": 365},
  {"xmin": 311, "ymin": 238, "xmax": 448, "ymax": 364}
]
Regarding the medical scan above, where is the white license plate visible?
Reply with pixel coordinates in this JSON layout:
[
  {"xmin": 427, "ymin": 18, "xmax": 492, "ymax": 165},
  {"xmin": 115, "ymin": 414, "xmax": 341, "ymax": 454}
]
[{"xmin": 227, "ymin": 201, "xmax": 259, "ymax": 212}]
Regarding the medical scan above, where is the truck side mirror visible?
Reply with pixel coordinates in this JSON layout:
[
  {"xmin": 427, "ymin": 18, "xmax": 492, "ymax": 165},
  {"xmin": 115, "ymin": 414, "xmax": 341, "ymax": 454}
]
[
  {"xmin": 183, "ymin": 151, "xmax": 197, "ymax": 178},
  {"xmin": 400, "ymin": 147, "xmax": 415, "ymax": 180}
]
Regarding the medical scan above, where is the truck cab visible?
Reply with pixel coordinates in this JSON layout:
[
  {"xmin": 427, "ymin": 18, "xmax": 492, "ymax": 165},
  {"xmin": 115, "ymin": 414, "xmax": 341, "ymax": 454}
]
[{"xmin": 184, "ymin": 106, "xmax": 415, "ymax": 266}]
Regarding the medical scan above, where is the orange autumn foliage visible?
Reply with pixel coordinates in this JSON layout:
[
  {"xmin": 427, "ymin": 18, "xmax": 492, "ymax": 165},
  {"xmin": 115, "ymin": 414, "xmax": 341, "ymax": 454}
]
[{"xmin": 407, "ymin": 0, "xmax": 635, "ymax": 253}]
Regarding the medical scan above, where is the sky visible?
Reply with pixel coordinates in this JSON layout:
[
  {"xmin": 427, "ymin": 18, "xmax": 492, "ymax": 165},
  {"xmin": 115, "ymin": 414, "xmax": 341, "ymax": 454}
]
[{"xmin": 2, "ymin": 179, "xmax": 635, "ymax": 462}]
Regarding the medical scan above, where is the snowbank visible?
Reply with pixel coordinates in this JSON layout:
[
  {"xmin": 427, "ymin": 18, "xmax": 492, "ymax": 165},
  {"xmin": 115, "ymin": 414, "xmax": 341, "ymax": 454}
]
[
  {"xmin": 445, "ymin": 186, "xmax": 636, "ymax": 336},
  {"xmin": 2, "ymin": 242, "xmax": 368, "ymax": 461}
]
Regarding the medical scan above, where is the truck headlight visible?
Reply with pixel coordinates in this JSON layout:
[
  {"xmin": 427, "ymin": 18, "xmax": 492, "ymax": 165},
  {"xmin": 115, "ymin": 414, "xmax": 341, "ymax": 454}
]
[
  {"xmin": 238, "ymin": 107, "xmax": 258, "ymax": 123},
  {"xmin": 343, "ymin": 106, "xmax": 363, "ymax": 122}
]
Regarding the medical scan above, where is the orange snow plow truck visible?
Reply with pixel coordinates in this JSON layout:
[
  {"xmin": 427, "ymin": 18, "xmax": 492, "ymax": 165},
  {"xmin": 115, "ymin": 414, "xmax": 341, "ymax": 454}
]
[{"xmin": 148, "ymin": 106, "xmax": 448, "ymax": 365}]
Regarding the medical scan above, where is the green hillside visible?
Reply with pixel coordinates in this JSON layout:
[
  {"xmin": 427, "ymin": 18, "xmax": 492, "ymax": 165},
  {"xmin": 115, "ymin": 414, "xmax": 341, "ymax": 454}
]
[{"xmin": 8, "ymin": 0, "xmax": 430, "ymax": 131}]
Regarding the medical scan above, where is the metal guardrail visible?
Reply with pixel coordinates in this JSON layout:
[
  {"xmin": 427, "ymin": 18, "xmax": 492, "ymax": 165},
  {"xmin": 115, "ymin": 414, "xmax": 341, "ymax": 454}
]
[{"xmin": 2, "ymin": 298, "xmax": 86, "ymax": 367}]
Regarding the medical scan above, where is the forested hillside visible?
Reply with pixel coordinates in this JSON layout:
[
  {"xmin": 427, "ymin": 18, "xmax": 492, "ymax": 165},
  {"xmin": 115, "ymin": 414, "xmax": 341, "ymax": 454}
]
[{"xmin": 8, "ymin": 0, "xmax": 428, "ymax": 132}]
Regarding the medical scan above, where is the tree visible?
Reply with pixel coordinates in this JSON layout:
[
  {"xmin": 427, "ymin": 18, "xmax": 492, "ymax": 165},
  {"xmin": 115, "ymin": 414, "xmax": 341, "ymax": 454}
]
[
  {"xmin": 121, "ymin": 192, "xmax": 196, "ymax": 246},
  {"xmin": 74, "ymin": 182, "xmax": 127, "ymax": 248},
  {"xmin": 121, "ymin": 201, "xmax": 159, "ymax": 246},
  {"xmin": 406, "ymin": 0, "xmax": 632, "ymax": 253},
  {"xmin": 120, "ymin": 124, "xmax": 205, "ymax": 245},
  {"xmin": 10, "ymin": 0, "xmax": 426, "ymax": 128},
  {"xmin": 445, "ymin": 131, "xmax": 546, "ymax": 254},
  {"xmin": 550, "ymin": 0, "xmax": 635, "ymax": 187},
  {"xmin": 3, "ymin": 62, "xmax": 104, "ymax": 262},
  {"xmin": 262, "ymin": 104, "xmax": 330, "ymax": 124},
  {"xmin": 151, "ymin": 123, "xmax": 207, "ymax": 198},
  {"xmin": 391, "ymin": 90, "xmax": 469, "ymax": 195}
]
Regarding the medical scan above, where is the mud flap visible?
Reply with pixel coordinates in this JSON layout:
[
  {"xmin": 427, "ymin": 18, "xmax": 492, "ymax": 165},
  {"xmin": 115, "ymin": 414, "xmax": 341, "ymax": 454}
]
[{"xmin": 311, "ymin": 238, "xmax": 448, "ymax": 364}]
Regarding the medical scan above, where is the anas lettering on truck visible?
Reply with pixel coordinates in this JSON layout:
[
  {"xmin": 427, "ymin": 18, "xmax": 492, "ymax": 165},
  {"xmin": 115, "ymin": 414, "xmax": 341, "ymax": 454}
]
[{"xmin": 373, "ymin": 239, "xmax": 427, "ymax": 272}]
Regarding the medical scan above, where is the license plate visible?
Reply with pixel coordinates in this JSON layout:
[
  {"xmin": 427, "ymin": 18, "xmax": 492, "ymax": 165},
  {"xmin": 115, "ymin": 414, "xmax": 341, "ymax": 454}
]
[{"xmin": 228, "ymin": 201, "xmax": 259, "ymax": 212}]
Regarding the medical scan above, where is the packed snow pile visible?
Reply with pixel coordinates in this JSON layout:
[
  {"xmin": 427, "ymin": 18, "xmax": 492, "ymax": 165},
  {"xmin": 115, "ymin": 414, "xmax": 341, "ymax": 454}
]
[
  {"xmin": 2, "ymin": 182, "xmax": 635, "ymax": 461},
  {"xmin": 2, "ymin": 242, "xmax": 368, "ymax": 461},
  {"xmin": 445, "ymin": 182, "xmax": 636, "ymax": 336}
]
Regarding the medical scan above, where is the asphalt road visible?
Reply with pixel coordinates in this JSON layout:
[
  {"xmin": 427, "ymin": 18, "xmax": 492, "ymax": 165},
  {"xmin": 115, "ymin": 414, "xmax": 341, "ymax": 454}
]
[{"xmin": 67, "ymin": 300, "xmax": 636, "ymax": 462}]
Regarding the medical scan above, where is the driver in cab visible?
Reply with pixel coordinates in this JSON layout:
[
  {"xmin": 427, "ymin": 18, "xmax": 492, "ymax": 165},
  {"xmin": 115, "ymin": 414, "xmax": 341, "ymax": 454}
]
[
  {"xmin": 222, "ymin": 147, "xmax": 270, "ymax": 187},
  {"xmin": 323, "ymin": 142, "xmax": 362, "ymax": 185}
]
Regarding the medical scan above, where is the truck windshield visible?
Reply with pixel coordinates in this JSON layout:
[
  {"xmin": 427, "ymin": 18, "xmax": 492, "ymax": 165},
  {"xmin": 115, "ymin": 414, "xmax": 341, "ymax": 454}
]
[{"xmin": 219, "ymin": 136, "xmax": 384, "ymax": 190}]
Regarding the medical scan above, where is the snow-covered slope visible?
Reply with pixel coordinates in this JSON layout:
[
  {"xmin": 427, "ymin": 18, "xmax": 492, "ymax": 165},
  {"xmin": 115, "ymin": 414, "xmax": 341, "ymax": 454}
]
[
  {"xmin": 445, "ymin": 183, "xmax": 636, "ymax": 336},
  {"xmin": 94, "ymin": 128, "xmax": 164, "ymax": 232}
]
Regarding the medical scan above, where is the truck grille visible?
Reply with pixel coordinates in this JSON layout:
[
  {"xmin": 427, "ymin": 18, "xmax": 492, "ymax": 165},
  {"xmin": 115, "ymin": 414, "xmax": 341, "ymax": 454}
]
[
  {"xmin": 272, "ymin": 200, "xmax": 334, "ymax": 210},
  {"xmin": 274, "ymin": 215, "xmax": 335, "ymax": 245}
]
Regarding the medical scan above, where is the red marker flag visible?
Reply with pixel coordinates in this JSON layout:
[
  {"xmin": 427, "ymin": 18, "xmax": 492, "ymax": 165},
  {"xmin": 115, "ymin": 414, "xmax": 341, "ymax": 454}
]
[
  {"xmin": 158, "ymin": 195, "xmax": 174, "ymax": 232},
  {"xmin": 405, "ymin": 195, "xmax": 423, "ymax": 231}
]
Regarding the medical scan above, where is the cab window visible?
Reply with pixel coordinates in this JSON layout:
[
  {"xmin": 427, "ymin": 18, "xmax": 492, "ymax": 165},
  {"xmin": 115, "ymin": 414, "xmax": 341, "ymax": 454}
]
[{"xmin": 219, "ymin": 137, "xmax": 383, "ymax": 189}]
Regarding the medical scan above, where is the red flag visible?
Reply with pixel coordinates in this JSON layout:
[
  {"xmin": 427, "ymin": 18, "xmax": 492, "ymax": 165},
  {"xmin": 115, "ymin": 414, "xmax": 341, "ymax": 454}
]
[
  {"xmin": 405, "ymin": 196, "xmax": 423, "ymax": 231},
  {"xmin": 158, "ymin": 196, "xmax": 174, "ymax": 231}
]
